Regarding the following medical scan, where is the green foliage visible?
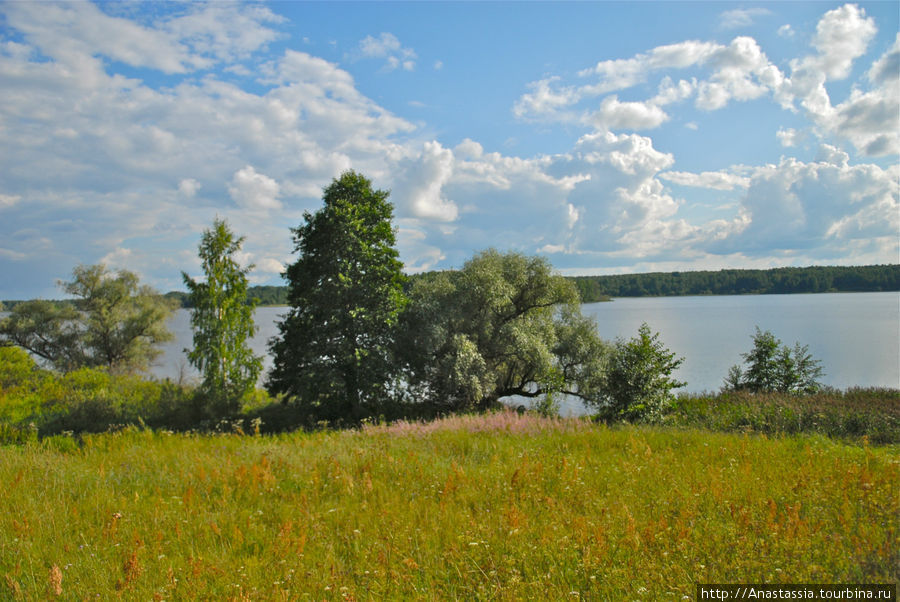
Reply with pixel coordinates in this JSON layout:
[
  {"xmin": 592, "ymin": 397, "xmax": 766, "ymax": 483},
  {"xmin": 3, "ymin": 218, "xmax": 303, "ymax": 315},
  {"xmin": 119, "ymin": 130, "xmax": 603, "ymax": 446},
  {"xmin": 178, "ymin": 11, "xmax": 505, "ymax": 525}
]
[
  {"xmin": 1, "ymin": 266, "xmax": 173, "ymax": 374},
  {"xmin": 63, "ymin": 264, "xmax": 174, "ymax": 373},
  {"xmin": 398, "ymin": 249, "xmax": 611, "ymax": 412},
  {"xmin": 726, "ymin": 327, "xmax": 824, "ymax": 394},
  {"xmin": 0, "ymin": 300, "xmax": 84, "ymax": 371},
  {"xmin": 591, "ymin": 323, "xmax": 685, "ymax": 422},
  {"xmin": 573, "ymin": 264, "xmax": 900, "ymax": 301},
  {"xmin": 268, "ymin": 171, "xmax": 407, "ymax": 421},
  {"xmin": 183, "ymin": 219, "xmax": 262, "ymax": 417}
]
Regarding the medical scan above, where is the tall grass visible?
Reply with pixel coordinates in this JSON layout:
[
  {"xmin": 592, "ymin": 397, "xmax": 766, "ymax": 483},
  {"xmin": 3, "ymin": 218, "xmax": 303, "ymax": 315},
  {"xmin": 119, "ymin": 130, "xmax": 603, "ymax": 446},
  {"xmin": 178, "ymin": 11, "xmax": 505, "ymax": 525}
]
[
  {"xmin": 670, "ymin": 388, "xmax": 900, "ymax": 444},
  {"xmin": 1, "ymin": 412, "xmax": 897, "ymax": 600}
]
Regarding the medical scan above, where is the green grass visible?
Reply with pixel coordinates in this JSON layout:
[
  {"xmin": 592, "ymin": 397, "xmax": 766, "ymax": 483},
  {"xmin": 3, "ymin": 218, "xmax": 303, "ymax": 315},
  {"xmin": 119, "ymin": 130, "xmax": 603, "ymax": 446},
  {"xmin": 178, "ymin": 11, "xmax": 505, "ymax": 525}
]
[
  {"xmin": 669, "ymin": 388, "xmax": 900, "ymax": 444},
  {"xmin": 1, "ymin": 412, "xmax": 897, "ymax": 600}
]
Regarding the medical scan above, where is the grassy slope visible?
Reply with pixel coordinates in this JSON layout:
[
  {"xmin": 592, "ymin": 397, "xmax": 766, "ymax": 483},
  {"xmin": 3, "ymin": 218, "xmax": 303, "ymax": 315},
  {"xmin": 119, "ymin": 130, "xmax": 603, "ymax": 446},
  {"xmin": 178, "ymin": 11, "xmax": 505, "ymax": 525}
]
[{"xmin": 1, "ymin": 413, "xmax": 897, "ymax": 600}]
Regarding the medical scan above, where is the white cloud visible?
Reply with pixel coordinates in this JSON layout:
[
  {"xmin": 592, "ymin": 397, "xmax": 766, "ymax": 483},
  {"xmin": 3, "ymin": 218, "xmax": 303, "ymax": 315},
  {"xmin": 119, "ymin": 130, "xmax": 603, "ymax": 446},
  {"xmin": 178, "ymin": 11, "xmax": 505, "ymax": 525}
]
[
  {"xmin": 178, "ymin": 179, "xmax": 201, "ymax": 198},
  {"xmin": 3, "ymin": 2, "xmax": 283, "ymax": 75},
  {"xmin": 778, "ymin": 24, "xmax": 795, "ymax": 38},
  {"xmin": 392, "ymin": 141, "xmax": 458, "ymax": 222},
  {"xmin": 696, "ymin": 36, "xmax": 781, "ymax": 110},
  {"xmin": 719, "ymin": 8, "xmax": 772, "ymax": 30},
  {"xmin": 513, "ymin": 76, "xmax": 580, "ymax": 121},
  {"xmin": 721, "ymin": 157, "xmax": 899, "ymax": 255},
  {"xmin": 777, "ymin": 128, "xmax": 798, "ymax": 147},
  {"xmin": 812, "ymin": 3, "xmax": 877, "ymax": 80},
  {"xmin": 0, "ymin": 194, "xmax": 21, "ymax": 209},
  {"xmin": 256, "ymin": 257, "xmax": 284, "ymax": 275},
  {"xmin": 815, "ymin": 144, "xmax": 849, "ymax": 166},
  {"xmin": 227, "ymin": 166, "xmax": 282, "ymax": 211},
  {"xmin": 659, "ymin": 170, "xmax": 750, "ymax": 191},
  {"xmin": 358, "ymin": 32, "xmax": 417, "ymax": 71},
  {"xmin": 0, "ymin": 1, "xmax": 896, "ymax": 297},
  {"xmin": 588, "ymin": 96, "xmax": 670, "ymax": 130},
  {"xmin": 781, "ymin": 7, "xmax": 897, "ymax": 156},
  {"xmin": 163, "ymin": 4, "xmax": 284, "ymax": 65},
  {"xmin": 516, "ymin": 35, "xmax": 784, "ymax": 126}
]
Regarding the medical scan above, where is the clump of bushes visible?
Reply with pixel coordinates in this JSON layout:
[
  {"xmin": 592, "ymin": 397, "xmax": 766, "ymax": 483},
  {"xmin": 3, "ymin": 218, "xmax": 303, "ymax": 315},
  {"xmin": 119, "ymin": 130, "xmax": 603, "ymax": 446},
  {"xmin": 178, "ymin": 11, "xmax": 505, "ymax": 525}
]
[{"xmin": 0, "ymin": 346, "xmax": 225, "ymax": 442}]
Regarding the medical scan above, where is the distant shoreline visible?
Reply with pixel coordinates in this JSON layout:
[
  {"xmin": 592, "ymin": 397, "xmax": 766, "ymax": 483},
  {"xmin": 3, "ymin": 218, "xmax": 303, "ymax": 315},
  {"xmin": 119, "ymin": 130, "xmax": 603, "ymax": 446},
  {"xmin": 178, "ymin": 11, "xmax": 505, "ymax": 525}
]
[{"xmin": 3, "ymin": 264, "xmax": 897, "ymax": 308}]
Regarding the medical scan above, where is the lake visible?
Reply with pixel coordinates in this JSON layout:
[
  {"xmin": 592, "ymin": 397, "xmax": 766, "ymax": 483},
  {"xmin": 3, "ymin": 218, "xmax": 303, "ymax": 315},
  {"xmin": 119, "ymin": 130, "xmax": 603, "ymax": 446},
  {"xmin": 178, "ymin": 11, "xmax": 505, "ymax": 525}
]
[{"xmin": 150, "ymin": 292, "xmax": 900, "ymax": 413}]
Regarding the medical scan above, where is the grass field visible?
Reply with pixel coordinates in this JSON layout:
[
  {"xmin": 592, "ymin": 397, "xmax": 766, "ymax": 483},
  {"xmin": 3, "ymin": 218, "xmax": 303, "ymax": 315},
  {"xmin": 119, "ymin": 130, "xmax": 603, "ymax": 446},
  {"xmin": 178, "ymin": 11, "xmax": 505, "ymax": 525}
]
[{"xmin": 1, "ymin": 411, "xmax": 897, "ymax": 600}]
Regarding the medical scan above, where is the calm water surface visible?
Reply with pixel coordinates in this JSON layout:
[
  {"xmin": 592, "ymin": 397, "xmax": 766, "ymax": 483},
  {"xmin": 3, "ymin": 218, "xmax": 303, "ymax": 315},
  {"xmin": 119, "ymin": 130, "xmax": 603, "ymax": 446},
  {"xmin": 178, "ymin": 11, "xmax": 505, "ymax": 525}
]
[{"xmin": 151, "ymin": 293, "xmax": 899, "ymax": 408}]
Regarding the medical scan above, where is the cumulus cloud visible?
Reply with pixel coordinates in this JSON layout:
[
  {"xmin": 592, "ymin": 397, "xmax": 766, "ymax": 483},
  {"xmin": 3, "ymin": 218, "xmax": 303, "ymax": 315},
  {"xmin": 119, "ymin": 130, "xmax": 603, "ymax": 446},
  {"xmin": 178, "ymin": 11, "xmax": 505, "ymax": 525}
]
[
  {"xmin": 0, "ymin": 1, "xmax": 896, "ymax": 298},
  {"xmin": 780, "ymin": 6, "xmax": 897, "ymax": 156},
  {"xmin": 720, "ymin": 157, "xmax": 898, "ymax": 255},
  {"xmin": 391, "ymin": 141, "xmax": 458, "ymax": 221},
  {"xmin": 812, "ymin": 3, "xmax": 877, "ymax": 80},
  {"xmin": 588, "ymin": 96, "xmax": 670, "ymax": 130},
  {"xmin": 255, "ymin": 257, "xmax": 284, "ymax": 275},
  {"xmin": 228, "ymin": 166, "xmax": 282, "ymax": 211},
  {"xmin": 358, "ymin": 32, "xmax": 417, "ymax": 71},
  {"xmin": 659, "ymin": 170, "xmax": 750, "ymax": 191},
  {"xmin": 516, "ymin": 35, "xmax": 784, "ymax": 126},
  {"xmin": 776, "ymin": 128, "xmax": 799, "ymax": 147},
  {"xmin": 178, "ymin": 179, "xmax": 201, "ymax": 198}
]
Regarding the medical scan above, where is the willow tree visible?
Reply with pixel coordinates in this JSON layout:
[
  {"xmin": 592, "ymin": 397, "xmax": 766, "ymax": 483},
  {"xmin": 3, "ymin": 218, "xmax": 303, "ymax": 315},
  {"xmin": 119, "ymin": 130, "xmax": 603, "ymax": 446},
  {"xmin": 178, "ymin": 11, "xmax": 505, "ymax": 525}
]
[
  {"xmin": 267, "ymin": 171, "xmax": 407, "ymax": 421},
  {"xmin": 397, "ymin": 249, "xmax": 611, "ymax": 413},
  {"xmin": 183, "ymin": 218, "xmax": 262, "ymax": 415}
]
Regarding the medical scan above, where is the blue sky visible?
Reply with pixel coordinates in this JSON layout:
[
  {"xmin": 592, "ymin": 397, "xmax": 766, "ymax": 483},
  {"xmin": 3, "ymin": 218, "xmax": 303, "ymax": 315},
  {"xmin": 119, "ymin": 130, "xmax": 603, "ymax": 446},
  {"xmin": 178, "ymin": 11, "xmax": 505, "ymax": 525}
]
[{"xmin": 0, "ymin": 1, "xmax": 897, "ymax": 299}]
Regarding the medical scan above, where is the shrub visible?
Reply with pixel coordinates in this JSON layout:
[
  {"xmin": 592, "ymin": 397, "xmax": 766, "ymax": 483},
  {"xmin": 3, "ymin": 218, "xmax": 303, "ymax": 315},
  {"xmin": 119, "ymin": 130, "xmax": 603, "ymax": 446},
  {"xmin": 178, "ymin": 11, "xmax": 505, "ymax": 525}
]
[{"xmin": 591, "ymin": 323, "xmax": 685, "ymax": 422}]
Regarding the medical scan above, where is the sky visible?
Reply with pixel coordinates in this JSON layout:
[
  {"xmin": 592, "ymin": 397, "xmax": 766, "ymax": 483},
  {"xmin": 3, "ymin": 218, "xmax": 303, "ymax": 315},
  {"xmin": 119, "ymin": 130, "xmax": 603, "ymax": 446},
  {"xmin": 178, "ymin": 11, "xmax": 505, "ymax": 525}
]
[{"xmin": 0, "ymin": 1, "xmax": 898, "ymax": 299}]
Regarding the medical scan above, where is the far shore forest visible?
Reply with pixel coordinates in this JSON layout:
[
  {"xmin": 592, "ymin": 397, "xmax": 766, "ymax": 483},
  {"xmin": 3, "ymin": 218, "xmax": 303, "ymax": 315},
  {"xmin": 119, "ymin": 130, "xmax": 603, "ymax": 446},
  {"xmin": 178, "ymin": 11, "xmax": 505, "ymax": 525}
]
[{"xmin": 4, "ymin": 263, "xmax": 898, "ymax": 309}]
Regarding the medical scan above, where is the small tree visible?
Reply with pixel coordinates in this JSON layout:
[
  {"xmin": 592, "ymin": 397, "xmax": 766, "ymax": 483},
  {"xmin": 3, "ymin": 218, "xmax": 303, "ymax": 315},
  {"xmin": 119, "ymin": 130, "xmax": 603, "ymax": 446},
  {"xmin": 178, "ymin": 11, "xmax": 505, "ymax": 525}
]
[
  {"xmin": 593, "ymin": 323, "xmax": 685, "ymax": 422},
  {"xmin": 724, "ymin": 327, "xmax": 824, "ymax": 394},
  {"xmin": 63, "ymin": 265, "xmax": 174, "ymax": 374},
  {"xmin": 0, "ymin": 300, "xmax": 85, "ymax": 371},
  {"xmin": 1, "ymin": 265, "xmax": 173, "ymax": 374},
  {"xmin": 739, "ymin": 327, "xmax": 781, "ymax": 392},
  {"xmin": 267, "ymin": 171, "xmax": 407, "ymax": 421},
  {"xmin": 183, "ymin": 218, "xmax": 263, "ymax": 416}
]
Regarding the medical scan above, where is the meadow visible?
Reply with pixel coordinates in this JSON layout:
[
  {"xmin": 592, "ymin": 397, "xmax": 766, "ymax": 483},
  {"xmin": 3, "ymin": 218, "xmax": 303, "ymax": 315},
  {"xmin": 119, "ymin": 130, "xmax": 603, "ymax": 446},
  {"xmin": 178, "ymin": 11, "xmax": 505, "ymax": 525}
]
[{"xmin": 1, "ymin": 412, "xmax": 897, "ymax": 600}]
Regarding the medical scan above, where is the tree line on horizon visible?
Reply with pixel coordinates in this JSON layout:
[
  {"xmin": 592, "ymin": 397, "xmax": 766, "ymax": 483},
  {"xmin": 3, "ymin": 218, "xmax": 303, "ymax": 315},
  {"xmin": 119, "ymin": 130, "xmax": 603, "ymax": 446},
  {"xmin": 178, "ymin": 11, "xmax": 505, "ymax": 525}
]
[
  {"xmin": 4, "ymin": 264, "xmax": 896, "ymax": 311},
  {"xmin": 572, "ymin": 264, "xmax": 900, "ymax": 302}
]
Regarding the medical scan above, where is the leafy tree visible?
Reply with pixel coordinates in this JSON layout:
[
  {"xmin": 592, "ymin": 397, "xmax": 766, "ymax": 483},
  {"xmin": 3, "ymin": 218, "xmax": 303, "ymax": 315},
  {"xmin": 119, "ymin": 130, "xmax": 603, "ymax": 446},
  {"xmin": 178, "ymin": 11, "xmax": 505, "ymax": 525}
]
[
  {"xmin": 397, "ymin": 249, "xmax": 611, "ymax": 413},
  {"xmin": 1, "ymin": 265, "xmax": 173, "ymax": 374},
  {"xmin": 724, "ymin": 327, "xmax": 824, "ymax": 394},
  {"xmin": 267, "ymin": 171, "xmax": 407, "ymax": 421},
  {"xmin": 183, "ymin": 218, "xmax": 263, "ymax": 415},
  {"xmin": 739, "ymin": 327, "xmax": 781, "ymax": 392},
  {"xmin": 590, "ymin": 323, "xmax": 685, "ymax": 422},
  {"xmin": 0, "ymin": 300, "xmax": 85, "ymax": 371},
  {"xmin": 62, "ymin": 265, "xmax": 174, "ymax": 374}
]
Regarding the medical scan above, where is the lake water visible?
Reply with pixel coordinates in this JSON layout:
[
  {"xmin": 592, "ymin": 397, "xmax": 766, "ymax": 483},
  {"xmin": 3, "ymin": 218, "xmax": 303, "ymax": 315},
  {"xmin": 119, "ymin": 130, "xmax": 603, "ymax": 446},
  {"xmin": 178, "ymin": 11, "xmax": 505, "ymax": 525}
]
[{"xmin": 149, "ymin": 292, "xmax": 900, "ymax": 413}]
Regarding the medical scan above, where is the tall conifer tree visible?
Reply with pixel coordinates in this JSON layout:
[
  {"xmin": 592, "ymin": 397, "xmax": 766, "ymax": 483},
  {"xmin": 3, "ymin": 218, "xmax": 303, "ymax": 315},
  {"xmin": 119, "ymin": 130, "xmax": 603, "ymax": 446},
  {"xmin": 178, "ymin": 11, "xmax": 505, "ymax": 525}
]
[{"xmin": 268, "ymin": 171, "xmax": 406, "ymax": 420}]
